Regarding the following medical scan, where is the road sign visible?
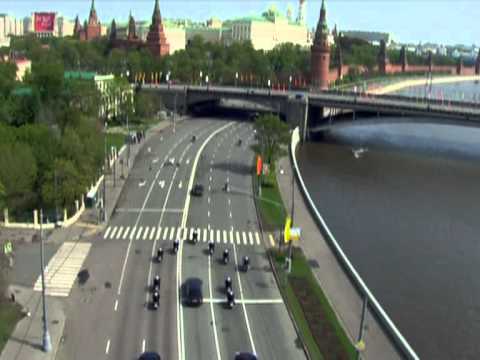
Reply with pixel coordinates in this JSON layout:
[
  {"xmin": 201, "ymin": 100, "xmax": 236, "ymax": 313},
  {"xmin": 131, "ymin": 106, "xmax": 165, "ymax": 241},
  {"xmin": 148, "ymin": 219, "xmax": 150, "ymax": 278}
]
[{"xmin": 3, "ymin": 241, "xmax": 13, "ymax": 255}]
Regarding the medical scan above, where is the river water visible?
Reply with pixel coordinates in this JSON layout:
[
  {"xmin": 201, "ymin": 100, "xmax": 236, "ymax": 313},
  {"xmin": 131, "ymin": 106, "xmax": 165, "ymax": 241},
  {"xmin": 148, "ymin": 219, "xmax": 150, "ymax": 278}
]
[{"xmin": 297, "ymin": 81, "xmax": 480, "ymax": 359}]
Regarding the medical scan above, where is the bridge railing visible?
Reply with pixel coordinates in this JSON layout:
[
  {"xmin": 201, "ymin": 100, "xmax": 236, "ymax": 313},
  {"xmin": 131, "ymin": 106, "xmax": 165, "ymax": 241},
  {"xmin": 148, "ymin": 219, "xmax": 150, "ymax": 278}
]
[{"xmin": 290, "ymin": 127, "xmax": 420, "ymax": 359}]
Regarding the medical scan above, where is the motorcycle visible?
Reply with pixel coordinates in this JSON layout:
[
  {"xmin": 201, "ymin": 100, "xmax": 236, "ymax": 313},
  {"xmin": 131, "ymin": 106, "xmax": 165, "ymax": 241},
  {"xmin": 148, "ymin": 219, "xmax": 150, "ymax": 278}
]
[
  {"xmin": 225, "ymin": 276, "xmax": 232, "ymax": 293},
  {"xmin": 152, "ymin": 275, "xmax": 160, "ymax": 292},
  {"xmin": 223, "ymin": 249, "xmax": 230, "ymax": 265},
  {"xmin": 226, "ymin": 289, "xmax": 235, "ymax": 309},
  {"xmin": 208, "ymin": 241, "xmax": 215, "ymax": 256},
  {"xmin": 152, "ymin": 291, "xmax": 160, "ymax": 310},
  {"xmin": 243, "ymin": 256, "xmax": 250, "ymax": 272},
  {"xmin": 173, "ymin": 239, "xmax": 179, "ymax": 254},
  {"xmin": 157, "ymin": 248, "xmax": 163, "ymax": 262}
]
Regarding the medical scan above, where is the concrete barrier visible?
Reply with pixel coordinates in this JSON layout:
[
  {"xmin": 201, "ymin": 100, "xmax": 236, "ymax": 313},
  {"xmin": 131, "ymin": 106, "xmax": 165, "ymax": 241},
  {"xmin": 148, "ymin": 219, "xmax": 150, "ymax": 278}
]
[{"xmin": 290, "ymin": 127, "xmax": 419, "ymax": 360}]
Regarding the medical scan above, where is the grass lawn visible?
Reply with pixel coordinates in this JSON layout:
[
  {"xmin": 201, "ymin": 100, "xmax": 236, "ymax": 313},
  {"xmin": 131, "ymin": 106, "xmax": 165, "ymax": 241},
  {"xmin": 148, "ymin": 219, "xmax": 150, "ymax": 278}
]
[
  {"xmin": 255, "ymin": 170, "xmax": 287, "ymax": 230},
  {"xmin": 106, "ymin": 133, "xmax": 126, "ymax": 152},
  {"xmin": 0, "ymin": 300, "xmax": 23, "ymax": 353},
  {"xmin": 272, "ymin": 249, "xmax": 357, "ymax": 360}
]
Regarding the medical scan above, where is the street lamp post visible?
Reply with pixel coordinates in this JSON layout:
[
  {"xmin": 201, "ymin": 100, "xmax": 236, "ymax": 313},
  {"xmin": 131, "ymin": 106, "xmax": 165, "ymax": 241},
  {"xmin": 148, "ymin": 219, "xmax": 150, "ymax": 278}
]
[
  {"xmin": 103, "ymin": 120, "xmax": 108, "ymax": 223},
  {"xmin": 268, "ymin": 79, "xmax": 271, "ymax": 95},
  {"xmin": 125, "ymin": 70, "xmax": 131, "ymax": 170},
  {"xmin": 199, "ymin": 70, "xmax": 203, "ymax": 86},
  {"xmin": 39, "ymin": 209, "xmax": 52, "ymax": 353},
  {"xmin": 206, "ymin": 75, "xmax": 209, "ymax": 91},
  {"xmin": 235, "ymin": 72, "xmax": 239, "ymax": 87},
  {"xmin": 289, "ymin": 75, "xmax": 292, "ymax": 91}
]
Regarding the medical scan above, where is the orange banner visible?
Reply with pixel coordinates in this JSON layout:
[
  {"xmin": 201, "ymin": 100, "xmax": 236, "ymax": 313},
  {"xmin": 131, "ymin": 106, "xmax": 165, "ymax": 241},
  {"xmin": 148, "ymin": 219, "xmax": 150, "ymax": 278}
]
[{"xmin": 256, "ymin": 155, "xmax": 263, "ymax": 176}]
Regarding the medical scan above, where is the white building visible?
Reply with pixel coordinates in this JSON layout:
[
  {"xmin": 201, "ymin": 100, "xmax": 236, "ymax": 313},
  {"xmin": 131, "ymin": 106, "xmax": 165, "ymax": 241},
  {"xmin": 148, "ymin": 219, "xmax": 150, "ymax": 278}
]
[{"xmin": 0, "ymin": 14, "xmax": 24, "ymax": 46}]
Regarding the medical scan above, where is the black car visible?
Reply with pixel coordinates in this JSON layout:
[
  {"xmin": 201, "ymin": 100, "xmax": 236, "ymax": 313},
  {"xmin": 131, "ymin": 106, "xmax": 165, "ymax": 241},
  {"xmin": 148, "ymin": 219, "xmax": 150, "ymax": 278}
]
[
  {"xmin": 190, "ymin": 184, "xmax": 204, "ymax": 197},
  {"xmin": 183, "ymin": 278, "xmax": 203, "ymax": 306},
  {"xmin": 138, "ymin": 352, "xmax": 161, "ymax": 360},
  {"xmin": 234, "ymin": 352, "xmax": 258, "ymax": 360}
]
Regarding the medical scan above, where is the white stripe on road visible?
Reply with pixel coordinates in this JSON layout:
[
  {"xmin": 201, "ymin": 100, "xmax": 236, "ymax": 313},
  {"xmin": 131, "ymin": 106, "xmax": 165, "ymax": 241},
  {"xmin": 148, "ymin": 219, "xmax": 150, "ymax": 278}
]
[
  {"xmin": 136, "ymin": 227, "xmax": 143, "ymax": 240},
  {"xmin": 178, "ymin": 181, "xmax": 183, "ymax": 189},
  {"xmin": 242, "ymin": 231, "xmax": 247, "ymax": 245},
  {"xmin": 110, "ymin": 226, "xmax": 118, "ymax": 239},
  {"xmin": 255, "ymin": 232, "xmax": 261, "ymax": 245},
  {"xmin": 229, "ymin": 230, "xmax": 234, "ymax": 245},
  {"xmin": 216, "ymin": 230, "xmax": 221, "ymax": 243},
  {"xmin": 143, "ymin": 227, "xmax": 150, "ymax": 240},
  {"xmin": 248, "ymin": 232, "xmax": 254, "ymax": 245},
  {"xmin": 142, "ymin": 339, "xmax": 146, "ymax": 353},
  {"xmin": 156, "ymin": 227, "xmax": 162, "ymax": 241},
  {"xmin": 203, "ymin": 228, "xmax": 208, "ymax": 242},
  {"xmin": 103, "ymin": 227, "xmax": 111, "ymax": 239},
  {"xmin": 129, "ymin": 226, "xmax": 137, "ymax": 240},
  {"xmin": 236, "ymin": 231, "xmax": 241, "ymax": 245},
  {"xmin": 123, "ymin": 226, "xmax": 130, "ymax": 240},
  {"xmin": 105, "ymin": 339, "xmax": 111, "ymax": 354},
  {"xmin": 169, "ymin": 227, "xmax": 175, "ymax": 241},
  {"xmin": 163, "ymin": 227, "xmax": 169, "ymax": 240},
  {"xmin": 114, "ymin": 299, "xmax": 119, "ymax": 311},
  {"xmin": 223, "ymin": 230, "xmax": 227, "ymax": 244},
  {"xmin": 269, "ymin": 234, "xmax": 275, "ymax": 247},
  {"xmin": 116, "ymin": 226, "xmax": 124, "ymax": 240}
]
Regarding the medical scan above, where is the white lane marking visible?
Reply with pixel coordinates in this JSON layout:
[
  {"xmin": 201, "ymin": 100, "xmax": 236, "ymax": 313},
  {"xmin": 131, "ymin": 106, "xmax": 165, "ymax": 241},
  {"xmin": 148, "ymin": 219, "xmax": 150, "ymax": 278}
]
[
  {"xmin": 230, "ymin": 230, "xmax": 234, "ymax": 245},
  {"xmin": 208, "ymin": 253, "xmax": 222, "ymax": 360},
  {"xmin": 197, "ymin": 227, "xmax": 201, "ymax": 242},
  {"xmin": 159, "ymin": 180, "xmax": 165, "ymax": 188},
  {"xmin": 150, "ymin": 227, "xmax": 156, "ymax": 240},
  {"xmin": 216, "ymin": 229, "xmax": 221, "ymax": 243},
  {"xmin": 228, "ymin": 198, "xmax": 231, "ymax": 206},
  {"xmin": 208, "ymin": 185, "xmax": 211, "ymax": 192},
  {"xmin": 143, "ymin": 227, "xmax": 150, "ymax": 241},
  {"xmin": 207, "ymin": 210, "xmax": 210, "ymax": 217},
  {"xmin": 223, "ymin": 230, "xmax": 227, "ymax": 244},
  {"xmin": 178, "ymin": 181, "xmax": 183, "ymax": 189},
  {"xmin": 242, "ymin": 231, "xmax": 247, "ymax": 245},
  {"xmin": 163, "ymin": 227, "xmax": 169, "ymax": 240},
  {"xmin": 229, "ymin": 212, "xmax": 232, "ymax": 218},
  {"xmin": 232, "ymin": 243, "xmax": 256, "ymax": 354},
  {"xmin": 156, "ymin": 227, "xmax": 162, "ymax": 241},
  {"xmin": 255, "ymin": 232, "xmax": 261, "ymax": 245},
  {"xmin": 236, "ymin": 231, "xmax": 241, "ymax": 245},
  {"xmin": 110, "ymin": 226, "xmax": 118, "ymax": 239},
  {"xmin": 116, "ymin": 226, "xmax": 124, "ymax": 240},
  {"xmin": 203, "ymin": 298, "xmax": 284, "ymax": 304},
  {"xmin": 248, "ymin": 232, "xmax": 254, "ymax": 245},
  {"xmin": 178, "ymin": 122, "xmax": 234, "ymax": 360},
  {"xmin": 208, "ymin": 196, "xmax": 210, "ymax": 204},
  {"xmin": 186, "ymin": 158, "xmax": 190, "ymax": 164},
  {"xmin": 123, "ymin": 226, "xmax": 130, "ymax": 240},
  {"xmin": 210, "ymin": 168, "xmax": 213, "ymax": 173},
  {"xmin": 136, "ymin": 227, "xmax": 143, "ymax": 240},
  {"xmin": 114, "ymin": 299, "xmax": 118, "ymax": 311},
  {"xmin": 129, "ymin": 226, "xmax": 137, "ymax": 240},
  {"xmin": 142, "ymin": 339, "xmax": 146, "ymax": 353},
  {"xmin": 177, "ymin": 227, "xmax": 183, "ymax": 241},
  {"xmin": 106, "ymin": 339, "xmax": 111, "ymax": 354},
  {"xmin": 104, "ymin": 227, "xmax": 112, "ymax": 239},
  {"xmin": 169, "ymin": 227, "xmax": 175, "ymax": 241},
  {"xmin": 203, "ymin": 228, "xmax": 208, "ymax": 242},
  {"xmin": 189, "ymin": 228, "xmax": 195, "ymax": 240},
  {"xmin": 209, "ymin": 176, "xmax": 212, "ymax": 182},
  {"xmin": 210, "ymin": 160, "xmax": 214, "ymax": 165}
]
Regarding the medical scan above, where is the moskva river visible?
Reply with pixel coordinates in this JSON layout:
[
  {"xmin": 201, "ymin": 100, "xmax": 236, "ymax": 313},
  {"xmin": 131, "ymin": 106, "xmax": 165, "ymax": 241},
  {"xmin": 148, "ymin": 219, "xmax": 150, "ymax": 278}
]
[{"xmin": 297, "ymin": 81, "xmax": 480, "ymax": 359}]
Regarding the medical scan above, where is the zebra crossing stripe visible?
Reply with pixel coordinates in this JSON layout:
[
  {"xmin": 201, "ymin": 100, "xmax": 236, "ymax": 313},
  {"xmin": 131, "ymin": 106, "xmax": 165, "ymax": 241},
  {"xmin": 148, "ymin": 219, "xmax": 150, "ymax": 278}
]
[
  {"xmin": 210, "ymin": 229, "xmax": 214, "ymax": 242},
  {"xmin": 104, "ymin": 227, "xmax": 112, "ymax": 239},
  {"xmin": 242, "ymin": 232, "xmax": 247, "ymax": 245},
  {"xmin": 136, "ymin": 227, "xmax": 143, "ymax": 240},
  {"xmin": 229, "ymin": 230, "xmax": 234, "ymax": 245},
  {"xmin": 255, "ymin": 232, "xmax": 261, "ymax": 245},
  {"xmin": 216, "ymin": 230, "xmax": 221, "ymax": 243},
  {"xmin": 123, "ymin": 227, "xmax": 130, "ymax": 240},
  {"xmin": 236, "ymin": 231, "xmax": 241, "ymax": 245},
  {"xmin": 142, "ymin": 227, "xmax": 150, "ymax": 240},
  {"xmin": 116, "ymin": 226, "xmax": 124, "ymax": 239},
  {"xmin": 150, "ymin": 227, "xmax": 156, "ymax": 240},
  {"xmin": 130, "ymin": 226, "xmax": 137, "ymax": 240},
  {"xmin": 162, "ymin": 227, "xmax": 169, "ymax": 240},
  {"xmin": 223, "ymin": 230, "xmax": 227, "ymax": 244},
  {"xmin": 203, "ymin": 228, "xmax": 208, "ymax": 242},
  {"xmin": 197, "ymin": 228, "xmax": 201, "ymax": 242},
  {"xmin": 248, "ymin": 232, "xmax": 254, "ymax": 245},
  {"xmin": 110, "ymin": 226, "xmax": 118, "ymax": 239},
  {"xmin": 156, "ymin": 227, "xmax": 162, "ymax": 241},
  {"xmin": 189, "ymin": 228, "xmax": 195, "ymax": 240},
  {"xmin": 176, "ymin": 227, "xmax": 183, "ymax": 241},
  {"xmin": 169, "ymin": 227, "xmax": 175, "ymax": 241}
]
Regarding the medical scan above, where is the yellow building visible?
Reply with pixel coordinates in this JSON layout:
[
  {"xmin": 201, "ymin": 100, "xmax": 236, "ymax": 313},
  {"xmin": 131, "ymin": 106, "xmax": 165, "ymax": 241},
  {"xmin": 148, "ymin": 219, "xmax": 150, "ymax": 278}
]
[{"xmin": 228, "ymin": 7, "xmax": 310, "ymax": 50}]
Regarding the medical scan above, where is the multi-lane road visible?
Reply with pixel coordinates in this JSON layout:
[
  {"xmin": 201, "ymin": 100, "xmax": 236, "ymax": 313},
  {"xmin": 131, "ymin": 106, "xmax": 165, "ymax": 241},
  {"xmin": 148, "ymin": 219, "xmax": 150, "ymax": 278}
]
[{"xmin": 58, "ymin": 117, "xmax": 305, "ymax": 360}]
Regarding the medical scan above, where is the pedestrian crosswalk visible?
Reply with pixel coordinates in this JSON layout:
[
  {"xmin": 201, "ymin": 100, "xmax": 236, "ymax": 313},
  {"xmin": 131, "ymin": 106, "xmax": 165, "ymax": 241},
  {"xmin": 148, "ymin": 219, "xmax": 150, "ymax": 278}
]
[
  {"xmin": 103, "ymin": 224, "xmax": 265, "ymax": 246},
  {"xmin": 33, "ymin": 242, "xmax": 92, "ymax": 297}
]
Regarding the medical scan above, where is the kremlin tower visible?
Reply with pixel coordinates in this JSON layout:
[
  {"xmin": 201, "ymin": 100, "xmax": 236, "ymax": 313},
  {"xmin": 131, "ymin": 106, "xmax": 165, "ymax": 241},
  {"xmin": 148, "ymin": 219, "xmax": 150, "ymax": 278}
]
[
  {"xmin": 310, "ymin": 0, "xmax": 330, "ymax": 90},
  {"xmin": 146, "ymin": 0, "xmax": 170, "ymax": 57}
]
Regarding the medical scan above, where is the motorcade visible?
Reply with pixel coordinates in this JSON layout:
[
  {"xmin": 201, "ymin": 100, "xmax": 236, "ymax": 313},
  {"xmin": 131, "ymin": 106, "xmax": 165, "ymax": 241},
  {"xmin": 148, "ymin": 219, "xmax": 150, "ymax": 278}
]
[{"xmin": 183, "ymin": 278, "xmax": 203, "ymax": 306}]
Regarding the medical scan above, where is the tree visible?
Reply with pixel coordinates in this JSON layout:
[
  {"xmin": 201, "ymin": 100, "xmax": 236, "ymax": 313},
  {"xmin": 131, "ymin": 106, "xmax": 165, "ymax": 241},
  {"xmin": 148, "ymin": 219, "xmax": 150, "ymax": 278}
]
[
  {"xmin": 0, "ymin": 62, "xmax": 17, "ymax": 98},
  {"xmin": 0, "ymin": 179, "xmax": 5, "ymax": 209},
  {"xmin": 254, "ymin": 114, "xmax": 290, "ymax": 166},
  {"xmin": 135, "ymin": 92, "xmax": 159, "ymax": 121},
  {"xmin": 30, "ymin": 59, "xmax": 65, "ymax": 103}
]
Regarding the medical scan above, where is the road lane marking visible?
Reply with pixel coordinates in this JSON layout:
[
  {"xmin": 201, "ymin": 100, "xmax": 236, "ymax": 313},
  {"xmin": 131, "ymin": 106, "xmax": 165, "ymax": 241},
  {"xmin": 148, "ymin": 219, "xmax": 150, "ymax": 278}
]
[
  {"xmin": 208, "ymin": 210, "xmax": 210, "ymax": 217},
  {"xmin": 162, "ymin": 227, "xmax": 169, "ymax": 240},
  {"xmin": 156, "ymin": 227, "xmax": 162, "ymax": 241},
  {"xmin": 203, "ymin": 298, "xmax": 284, "ymax": 304},
  {"xmin": 229, "ymin": 212, "xmax": 232, "ymax": 218},
  {"xmin": 236, "ymin": 231, "xmax": 241, "ymax": 245},
  {"xmin": 230, "ymin": 230, "xmax": 234, "ymax": 244},
  {"xmin": 209, "ymin": 176, "xmax": 212, "ymax": 182},
  {"xmin": 143, "ymin": 227, "xmax": 150, "ymax": 240},
  {"xmin": 208, "ymin": 252, "xmax": 222, "ymax": 360},
  {"xmin": 114, "ymin": 299, "xmax": 118, "ymax": 311},
  {"xmin": 103, "ymin": 227, "xmax": 111, "ymax": 239},
  {"xmin": 242, "ymin": 231, "xmax": 247, "ymax": 245},
  {"xmin": 129, "ymin": 226, "xmax": 137, "ymax": 240},
  {"xmin": 223, "ymin": 230, "xmax": 227, "ymax": 244},
  {"xmin": 176, "ymin": 227, "xmax": 183, "ymax": 241},
  {"xmin": 159, "ymin": 180, "xmax": 165, "ymax": 188},
  {"xmin": 136, "ymin": 227, "xmax": 143, "ymax": 240},
  {"xmin": 178, "ymin": 181, "xmax": 183, "ymax": 189},
  {"xmin": 208, "ymin": 196, "xmax": 210, "ymax": 204},
  {"xmin": 142, "ymin": 339, "xmax": 146, "ymax": 353},
  {"xmin": 186, "ymin": 158, "xmax": 190, "ymax": 164},
  {"xmin": 110, "ymin": 227, "xmax": 118, "ymax": 239},
  {"xmin": 255, "ymin": 232, "xmax": 261, "ymax": 245},
  {"xmin": 149, "ymin": 227, "xmax": 156, "ymax": 240},
  {"xmin": 232, "ymin": 243, "xmax": 256, "ymax": 354},
  {"xmin": 123, "ymin": 226, "xmax": 130, "ymax": 240},
  {"xmin": 208, "ymin": 185, "xmax": 211, "ymax": 192},
  {"xmin": 178, "ymin": 122, "xmax": 234, "ymax": 360},
  {"xmin": 248, "ymin": 232, "xmax": 254, "ymax": 245},
  {"xmin": 116, "ymin": 226, "xmax": 124, "ymax": 239},
  {"xmin": 169, "ymin": 227, "xmax": 175, "ymax": 241},
  {"xmin": 106, "ymin": 339, "xmax": 111, "ymax": 354},
  {"xmin": 269, "ymin": 234, "xmax": 275, "ymax": 247},
  {"xmin": 203, "ymin": 228, "xmax": 208, "ymax": 242},
  {"xmin": 210, "ymin": 168, "xmax": 213, "ymax": 173},
  {"xmin": 216, "ymin": 229, "xmax": 221, "ymax": 243},
  {"xmin": 228, "ymin": 198, "xmax": 231, "ymax": 205}
]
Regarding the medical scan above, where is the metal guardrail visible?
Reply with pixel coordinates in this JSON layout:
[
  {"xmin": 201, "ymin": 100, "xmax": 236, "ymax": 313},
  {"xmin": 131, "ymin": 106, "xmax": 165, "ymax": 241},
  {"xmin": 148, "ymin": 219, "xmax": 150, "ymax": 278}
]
[{"xmin": 290, "ymin": 127, "xmax": 419, "ymax": 360}]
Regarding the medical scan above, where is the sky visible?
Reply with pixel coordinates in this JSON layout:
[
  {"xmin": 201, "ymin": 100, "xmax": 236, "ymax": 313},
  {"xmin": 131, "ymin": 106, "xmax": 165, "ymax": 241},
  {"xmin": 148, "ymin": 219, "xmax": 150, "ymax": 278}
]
[{"xmin": 0, "ymin": 0, "xmax": 478, "ymax": 46}]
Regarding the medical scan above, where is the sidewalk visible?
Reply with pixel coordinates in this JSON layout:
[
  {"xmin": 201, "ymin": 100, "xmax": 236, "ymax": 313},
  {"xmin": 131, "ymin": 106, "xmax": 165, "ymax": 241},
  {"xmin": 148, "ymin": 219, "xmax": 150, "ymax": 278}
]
[
  {"xmin": 276, "ymin": 155, "xmax": 403, "ymax": 360},
  {"xmin": 0, "ymin": 118, "xmax": 180, "ymax": 360}
]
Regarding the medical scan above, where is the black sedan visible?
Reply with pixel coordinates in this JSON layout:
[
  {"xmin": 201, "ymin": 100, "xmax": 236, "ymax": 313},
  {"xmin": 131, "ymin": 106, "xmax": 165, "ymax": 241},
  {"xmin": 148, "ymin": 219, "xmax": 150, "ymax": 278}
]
[
  {"xmin": 183, "ymin": 278, "xmax": 203, "ymax": 306},
  {"xmin": 190, "ymin": 184, "xmax": 204, "ymax": 197}
]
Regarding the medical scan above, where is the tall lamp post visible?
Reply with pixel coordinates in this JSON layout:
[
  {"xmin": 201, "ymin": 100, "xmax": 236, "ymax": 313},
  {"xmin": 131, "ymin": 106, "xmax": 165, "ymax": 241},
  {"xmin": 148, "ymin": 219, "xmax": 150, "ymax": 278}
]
[
  {"xmin": 125, "ymin": 70, "xmax": 131, "ymax": 170},
  {"xmin": 39, "ymin": 209, "xmax": 52, "ymax": 352},
  {"xmin": 199, "ymin": 70, "xmax": 203, "ymax": 86},
  {"xmin": 103, "ymin": 120, "xmax": 108, "ymax": 223}
]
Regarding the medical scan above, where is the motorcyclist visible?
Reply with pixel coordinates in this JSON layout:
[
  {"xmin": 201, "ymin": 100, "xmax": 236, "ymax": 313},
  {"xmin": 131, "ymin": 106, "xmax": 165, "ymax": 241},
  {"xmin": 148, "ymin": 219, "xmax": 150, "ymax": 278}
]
[
  {"xmin": 208, "ymin": 239, "xmax": 215, "ymax": 254},
  {"xmin": 153, "ymin": 275, "xmax": 160, "ymax": 291},
  {"xmin": 157, "ymin": 248, "xmax": 164, "ymax": 260},
  {"xmin": 173, "ymin": 238, "xmax": 180, "ymax": 253},
  {"xmin": 226, "ymin": 289, "xmax": 235, "ymax": 306},
  {"xmin": 243, "ymin": 255, "xmax": 250, "ymax": 271},
  {"xmin": 223, "ymin": 249, "xmax": 230, "ymax": 264},
  {"xmin": 225, "ymin": 276, "xmax": 232, "ymax": 291}
]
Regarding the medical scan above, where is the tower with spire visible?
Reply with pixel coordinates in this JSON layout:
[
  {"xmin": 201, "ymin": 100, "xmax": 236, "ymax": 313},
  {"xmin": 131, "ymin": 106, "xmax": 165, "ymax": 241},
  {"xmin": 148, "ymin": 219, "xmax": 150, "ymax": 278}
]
[
  {"xmin": 85, "ymin": 0, "xmax": 102, "ymax": 40},
  {"xmin": 296, "ymin": 0, "xmax": 306, "ymax": 26},
  {"xmin": 310, "ymin": 0, "xmax": 330, "ymax": 90},
  {"xmin": 127, "ymin": 12, "xmax": 138, "ymax": 41},
  {"xmin": 146, "ymin": 0, "xmax": 170, "ymax": 57}
]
